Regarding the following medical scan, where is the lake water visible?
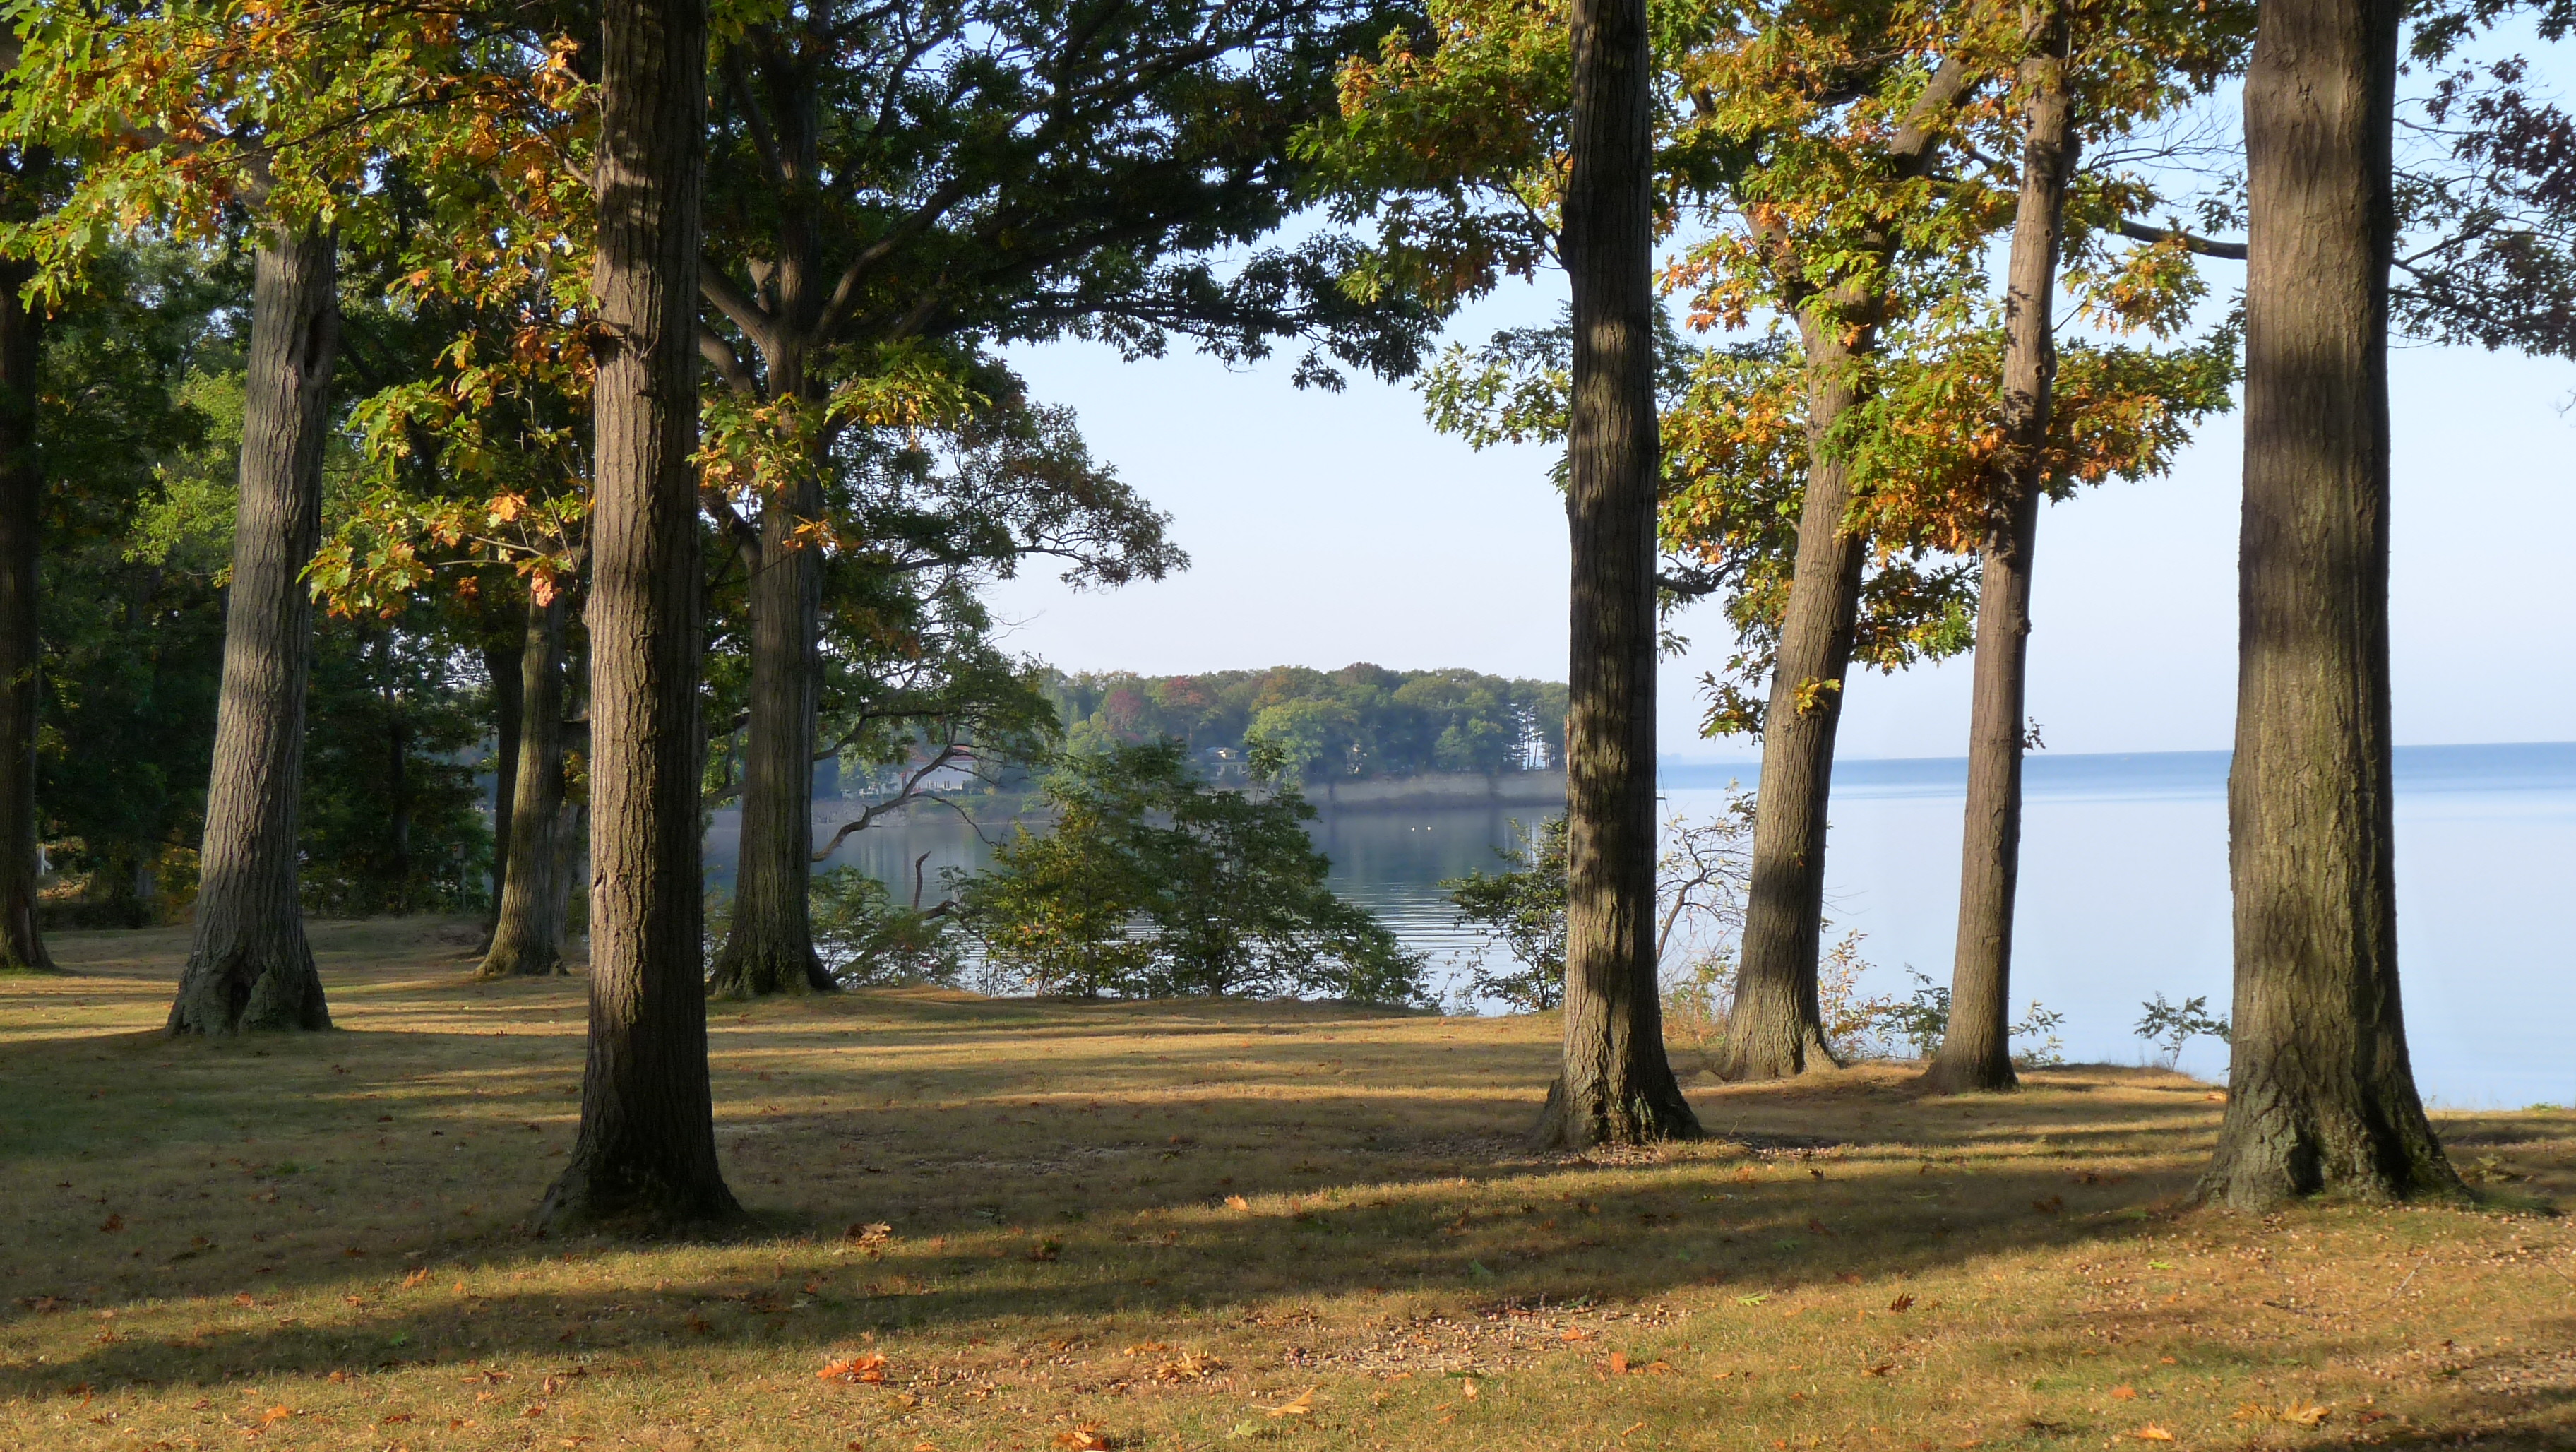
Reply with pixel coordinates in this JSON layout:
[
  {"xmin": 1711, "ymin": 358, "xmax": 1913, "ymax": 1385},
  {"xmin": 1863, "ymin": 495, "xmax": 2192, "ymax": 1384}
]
[{"xmin": 717, "ymin": 742, "xmax": 2576, "ymax": 1110}]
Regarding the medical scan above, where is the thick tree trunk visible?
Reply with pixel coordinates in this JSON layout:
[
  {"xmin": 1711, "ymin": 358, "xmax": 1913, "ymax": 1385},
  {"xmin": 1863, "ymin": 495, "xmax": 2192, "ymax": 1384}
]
[
  {"xmin": 481, "ymin": 626, "xmax": 524, "ymax": 919},
  {"xmin": 1531, "ymin": 0, "xmax": 1698, "ymax": 1150},
  {"xmin": 167, "ymin": 225, "xmax": 338, "ymax": 1035},
  {"xmin": 708, "ymin": 471, "xmax": 829, "ymax": 997},
  {"xmin": 1715, "ymin": 320, "xmax": 1863, "ymax": 1081},
  {"xmin": 0, "ymin": 258, "xmax": 52, "ymax": 972},
  {"xmin": 538, "ymin": 0, "xmax": 739, "ymax": 1231},
  {"xmin": 1924, "ymin": 4, "xmax": 2074, "ymax": 1096},
  {"xmin": 480, "ymin": 590, "xmax": 569, "ymax": 978},
  {"xmin": 2200, "ymin": 0, "xmax": 2457, "ymax": 1209}
]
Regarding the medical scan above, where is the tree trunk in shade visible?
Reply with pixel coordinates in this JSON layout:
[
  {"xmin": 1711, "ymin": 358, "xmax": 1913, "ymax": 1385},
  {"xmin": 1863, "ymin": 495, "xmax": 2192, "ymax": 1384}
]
[
  {"xmin": 0, "ymin": 256, "xmax": 52, "ymax": 972},
  {"xmin": 1530, "ymin": 0, "xmax": 1700, "ymax": 1150},
  {"xmin": 167, "ymin": 224, "xmax": 338, "ymax": 1035},
  {"xmin": 480, "ymin": 590, "xmax": 569, "ymax": 978},
  {"xmin": 537, "ymin": 0, "xmax": 740, "ymax": 1231},
  {"xmin": 2199, "ymin": 0, "xmax": 2458, "ymax": 1209},
  {"xmin": 709, "ymin": 464, "xmax": 828, "ymax": 998},
  {"xmin": 1924, "ymin": 2, "xmax": 2073, "ymax": 1096},
  {"xmin": 480, "ymin": 621, "xmax": 524, "ymax": 922}
]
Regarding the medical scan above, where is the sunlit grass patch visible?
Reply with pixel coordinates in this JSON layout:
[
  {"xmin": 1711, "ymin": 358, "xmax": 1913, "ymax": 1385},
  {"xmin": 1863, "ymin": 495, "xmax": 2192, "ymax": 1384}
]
[{"xmin": 2, "ymin": 916, "xmax": 2570, "ymax": 1450}]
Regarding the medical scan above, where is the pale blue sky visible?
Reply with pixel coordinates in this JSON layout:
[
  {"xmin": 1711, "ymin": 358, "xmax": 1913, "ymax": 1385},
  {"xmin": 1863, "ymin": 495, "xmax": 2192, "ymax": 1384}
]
[{"xmin": 991, "ymin": 273, "xmax": 2576, "ymax": 764}]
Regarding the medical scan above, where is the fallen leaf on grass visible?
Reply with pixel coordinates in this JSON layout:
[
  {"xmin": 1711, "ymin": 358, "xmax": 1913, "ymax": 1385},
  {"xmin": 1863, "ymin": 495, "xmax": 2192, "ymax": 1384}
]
[
  {"xmin": 401, "ymin": 1268, "xmax": 433, "ymax": 1289},
  {"xmin": 379, "ymin": 1414, "xmax": 413, "ymax": 1426},
  {"xmin": 259, "ymin": 1406, "xmax": 294, "ymax": 1427},
  {"xmin": 1154, "ymin": 1352, "xmax": 1223, "ymax": 1382},
  {"xmin": 1263, "ymin": 1388, "xmax": 1316, "ymax": 1417},
  {"xmin": 1224, "ymin": 1195, "xmax": 1251, "ymax": 1212},
  {"xmin": 1735, "ymin": 1293, "xmax": 1770, "ymax": 1306},
  {"xmin": 1863, "ymin": 1364, "xmax": 1897, "ymax": 1377},
  {"xmin": 1609, "ymin": 1352, "xmax": 1629, "ymax": 1376},
  {"xmin": 819, "ymin": 1352, "xmax": 888, "ymax": 1384},
  {"xmin": 1888, "ymin": 1294, "xmax": 1916, "ymax": 1313},
  {"xmin": 2112, "ymin": 1386, "xmax": 2137, "ymax": 1400},
  {"xmin": 1054, "ymin": 1427, "xmax": 1112, "ymax": 1451},
  {"xmin": 2279, "ymin": 1402, "xmax": 2332, "ymax": 1427},
  {"xmin": 2130, "ymin": 1426, "xmax": 2176, "ymax": 1443}
]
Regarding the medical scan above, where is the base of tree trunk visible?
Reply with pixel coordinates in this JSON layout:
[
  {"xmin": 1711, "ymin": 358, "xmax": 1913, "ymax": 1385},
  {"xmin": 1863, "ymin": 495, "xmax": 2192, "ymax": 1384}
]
[
  {"xmin": 0, "ymin": 926, "xmax": 54, "ymax": 973},
  {"xmin": 1708, "ymin": 1015, "xmax": 1838, "ymax": 1082},
  {"xmin": 707, "ymin": 934, "xmax": 835, "ymax": 999},
  {"xmin": 1918, "ymin": 1048, "xmax": 2017, "ymax": 1095},
  {"xmin": 1530, "ymin": 1071, "xmax": 1701, "ymax": 1150},
  {"xmin": 475, "ymin": 944, "xmax": 566, "ymax": 980},
  {"xmin": 2197, "ymin": 1079, "xmax": 2462, "ymax": 1211},
  {"xmin": 535, "ymin": 1155, "xmax": 746, "ymax": 1237},
  {"xmin": 167, "ymin": 938, "xmax": 331, "ymax": 1034}
]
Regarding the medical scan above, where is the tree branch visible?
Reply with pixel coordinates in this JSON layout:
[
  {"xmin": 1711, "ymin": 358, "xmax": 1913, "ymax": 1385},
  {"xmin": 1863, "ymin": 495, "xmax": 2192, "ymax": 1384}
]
[{"xmin": 2115, "ymin": 220, "xmax": 2248, "ymax": 260}]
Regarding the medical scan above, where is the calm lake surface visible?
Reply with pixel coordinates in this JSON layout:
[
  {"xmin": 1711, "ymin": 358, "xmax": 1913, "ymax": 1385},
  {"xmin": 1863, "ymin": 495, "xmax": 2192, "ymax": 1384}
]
[{"xmin": 715, "ymin": 741, "xmax": 2576, "ymax": 1110}]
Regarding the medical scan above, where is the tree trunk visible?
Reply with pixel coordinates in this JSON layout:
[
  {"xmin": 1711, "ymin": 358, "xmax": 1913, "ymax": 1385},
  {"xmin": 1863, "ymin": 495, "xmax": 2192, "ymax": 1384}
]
[
  {"xmin": 1924, "ymin": 3, "xmax": 2074, "ymax": 1096},
  {"xmin": 167, "ymin": 224, "xmax": 338, "ymax": 1035},
  {"xmin": 481, "ymin": 624, "xmax": 524, "ymax": 919},
  {"xmin": 2200, "ymin": 0, "xmax": 2458, "ymax": 1209},
  {"xmin": 480, "ymin": 590, "xmax": 569, "ymax": 978},
  {"xmin": 0, "ymin": 257, "xmax": 52, "ymax": 972},
  {"xmin": 1714, "ymin": 319, "xmax": 1864, "ymax": 1081},
  {"xmin": 1531, "ymin": 0, "xmax": 1699, "ymax": 1150},
  {"xmin": 708, "ymin": 471, "xmax": 829, "ymax": 997},
  {"xmin": 538, "ymin": 0, "xmax": 739, "ymax": 1231}
]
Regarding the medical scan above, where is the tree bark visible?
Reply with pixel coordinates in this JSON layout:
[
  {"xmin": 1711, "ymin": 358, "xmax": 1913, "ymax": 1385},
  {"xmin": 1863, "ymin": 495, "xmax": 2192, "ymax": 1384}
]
[
  {"xmin": 1715, "ymin": 317, "xmax": 1864, "ymax": 1081},
  {"xmin": 481, "ymin": 621, "xmax": 524, "ymax": 920},
  {"xmin": 1531, "ymin": 0, "xmax": 1699, "ymax": 1150},
  {"xmin": 538, "ymin": 0, "xmax": 740, "ymax": 1231},
  {"xmin": 708, "ymin": 470, "xmax": 829, "ymax": 997},
  {"xmin": 0, "ymin": 257, "xmax": 52, "ymax": 972},
  {"xmin": 167, "ymin": 224, "xmax": 338, "ymax": 1035},
  {"xmin": 1924, "ymin": 4, "xmax": 2074, "ymax": 1096},
  {"xmin": 2200, "ymin": 0, "xmax": 2458, "ymax": 1209},
  {"xmin": 480, "ymin": 590, "xmax": 569, "ymax": 978}
]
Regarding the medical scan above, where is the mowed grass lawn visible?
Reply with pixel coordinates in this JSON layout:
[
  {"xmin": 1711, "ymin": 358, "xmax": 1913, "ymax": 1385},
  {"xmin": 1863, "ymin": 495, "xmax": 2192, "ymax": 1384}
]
[{"xmin": 3, "ymin": 919, "xmax": 2571, "ymax": 1452}]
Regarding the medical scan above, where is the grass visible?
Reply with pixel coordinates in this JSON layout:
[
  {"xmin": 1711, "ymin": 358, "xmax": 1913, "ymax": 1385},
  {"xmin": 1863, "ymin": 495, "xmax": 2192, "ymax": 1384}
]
[{"xmin": 3, "ymin": 915, "xmax": 2571, "ymax": 1452}]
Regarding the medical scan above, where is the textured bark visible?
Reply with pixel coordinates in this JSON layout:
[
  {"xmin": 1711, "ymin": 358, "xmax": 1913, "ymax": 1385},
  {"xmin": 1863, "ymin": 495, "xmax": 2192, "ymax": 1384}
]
[
  {"xmin": 537, "ymin": 0, "xmax": 739, "ymax": 1232},
  {"xmin": 708, "ymin": 469, "xmax": 829, "ymax": 998},
  {"xmin": 2200, "ymin": 0, "xmax": 2458, "ymax": 1209},
  {"xmin": 1715, "ymin": 322, "xmax": 1863, "ymax": 1081},
  {"xmin": 0, "ymin": 257, "xmax": 52, "ymax": 972},
  {"xmin": 480, "ymin": 625, "xmax": 524, "ymax": 919},
  {"xmin": 1924, "ymin": 6, "xmax": 2073, "ymax": 1096},
  {"xmin": 167, "ymin": 225, "xmax": 338, "ymax": 1035},
  {"xmin": 1531, "ymin": 0, "xmax": 1698, "ymax": 1150},
  {"xmin": 1717, "ymin": 61, "xmax": 1970, "ymax": 1082},
  {"xmin": 480, "ymin": 590, "xmax": 569, "ymax": 979}
]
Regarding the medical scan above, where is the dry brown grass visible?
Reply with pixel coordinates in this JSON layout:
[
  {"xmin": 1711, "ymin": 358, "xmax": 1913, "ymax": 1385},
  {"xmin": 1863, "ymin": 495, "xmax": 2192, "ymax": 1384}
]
[{"xmin": 2, "ymin": 915, "xmax": 2570, "ymax": 1452}]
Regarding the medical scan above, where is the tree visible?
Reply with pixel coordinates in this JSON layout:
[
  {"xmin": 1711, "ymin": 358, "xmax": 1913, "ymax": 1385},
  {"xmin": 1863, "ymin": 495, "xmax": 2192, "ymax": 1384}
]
[
  {"xmin": 957, "ymin": 741, "xmax": 1427, "ymax": 1004},
  {"xmin": 162, "ymin": 222, "xmax": 339, "ymax": 1033},
  {"xmin": 481, "ymin": 589, "xmax": 574, "ymax": 977},
  {"xmin": 2197, "ymin": 0, "xmax": 2458, "ymax": 1208},
  {"xmin": 538, "ymin": 0, "xmax": 740, "ymax": 1232},
  {"xmin": 696, "ymin": 0, "xmax": 1436, "ymax": 998},
  {"xmin": 0, "ymin": 152, "xmax": 51, "ymax": 971},
  {"xmin": 1533, "ymin": 0, "xmax": 1699, "ymax": 1150}
]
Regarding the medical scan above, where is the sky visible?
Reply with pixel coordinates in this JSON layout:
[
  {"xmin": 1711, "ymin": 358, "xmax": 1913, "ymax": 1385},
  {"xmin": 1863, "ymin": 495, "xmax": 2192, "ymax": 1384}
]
[{"xmin": 988, "ymin": 274, "xmax": 2576, "ymax": 764}]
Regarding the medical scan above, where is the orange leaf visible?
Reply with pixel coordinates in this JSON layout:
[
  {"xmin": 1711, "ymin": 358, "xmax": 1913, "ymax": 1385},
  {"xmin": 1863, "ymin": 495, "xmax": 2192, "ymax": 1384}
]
[
  {"xmin": 1224, "ymin": 1195, "xmax": 1251, "ymax": 1212},
  {"xmin": 2112, "ymin": 1386, "xmax": 2138, "ymax": 1400},
  {"xmin": 819, "ymin": 1352, "xmax": 888, "ymax": 1384},
  {"xmin": 2131, "ymin": 1427, "xmax": 2176, "ymax": 1443},
  {"xmin": 1609, "ymin": 1352, "xmax": 1630, "ymax": 1376}
]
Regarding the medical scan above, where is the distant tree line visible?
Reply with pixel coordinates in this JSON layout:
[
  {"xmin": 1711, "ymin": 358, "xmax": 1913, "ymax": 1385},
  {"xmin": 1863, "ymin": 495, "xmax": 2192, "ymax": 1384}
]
[{"xmin": 1042, "ymin": 665, "xmax": 1568, "ymax": 783}]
